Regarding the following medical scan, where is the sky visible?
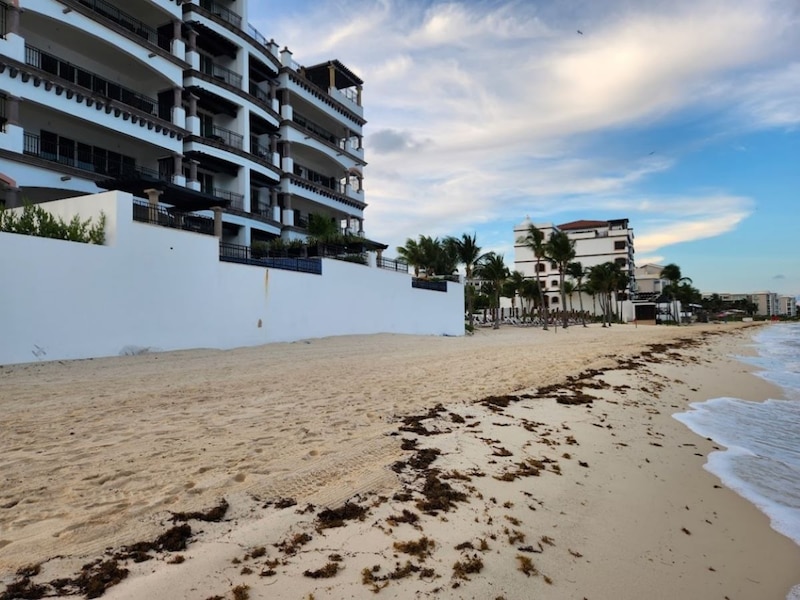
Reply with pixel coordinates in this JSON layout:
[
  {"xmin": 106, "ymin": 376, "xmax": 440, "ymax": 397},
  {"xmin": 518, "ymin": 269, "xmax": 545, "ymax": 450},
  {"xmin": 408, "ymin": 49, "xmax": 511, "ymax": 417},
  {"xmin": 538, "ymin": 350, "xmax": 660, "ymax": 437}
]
[{"xmin": 251, "ymin": 0, "xmax": 800, "ymax": 296}]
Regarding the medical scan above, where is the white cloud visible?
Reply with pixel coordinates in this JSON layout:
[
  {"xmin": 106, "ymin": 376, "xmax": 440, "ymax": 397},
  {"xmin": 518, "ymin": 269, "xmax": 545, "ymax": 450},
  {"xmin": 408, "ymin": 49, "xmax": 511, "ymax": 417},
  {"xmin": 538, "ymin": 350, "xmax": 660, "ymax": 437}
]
[{"xmin": 258, "ymin": 0, "xmax": 797, "ymax": 255}]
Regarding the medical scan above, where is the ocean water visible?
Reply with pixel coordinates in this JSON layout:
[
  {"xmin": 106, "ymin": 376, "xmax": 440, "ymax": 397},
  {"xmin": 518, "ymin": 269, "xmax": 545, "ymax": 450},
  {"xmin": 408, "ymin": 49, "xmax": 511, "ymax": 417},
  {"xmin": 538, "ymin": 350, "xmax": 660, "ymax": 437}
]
[{"xmin": 674, "ymin": 323, "xmax": 800, "ymax": 600}]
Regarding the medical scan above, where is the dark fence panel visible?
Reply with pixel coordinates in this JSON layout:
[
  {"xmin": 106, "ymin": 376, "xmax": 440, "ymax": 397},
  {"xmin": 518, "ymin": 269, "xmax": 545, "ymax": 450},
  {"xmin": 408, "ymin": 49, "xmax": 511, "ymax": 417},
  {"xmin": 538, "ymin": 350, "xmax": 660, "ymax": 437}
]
[
  {"xmin": 220, "ymin": 242, "xmax": 322, "ymax": 274},
  {"xmin": 377, "ymin": 256, "xmax": 408, "ymax": 273},
  {"xmin": 412, "ymin": 278, "xmax": 447, "ymax": 292}
]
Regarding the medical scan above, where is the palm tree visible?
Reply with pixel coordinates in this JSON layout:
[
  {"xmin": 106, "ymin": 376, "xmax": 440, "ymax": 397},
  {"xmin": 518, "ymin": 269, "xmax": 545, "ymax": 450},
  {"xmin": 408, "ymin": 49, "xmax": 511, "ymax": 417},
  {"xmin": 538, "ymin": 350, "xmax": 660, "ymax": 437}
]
[
  {"xmin": 519, "ymin": 278, "xmax": 540, "ymax": 320},
  {"xmin": 446, "ymin": 233, "xmax": 486, "ymax": 328},
  {"xmin": 588, "ymin": 262, "xmax": 620, "ymax": 327},
  {"xmin": 660, "ymin": 263, "xmax": 692, "ymax": 325},
  {"xmin": 563, "ymin": 280, "xmax": 576, "ymax": 312},
  {"xmin": 516, "ymin": 224, "xmax": 549, "ymax": 330},
  {"xmin": 396, "ymin": 237, "xmax": 424, "ymax": 277},
  {"xmin": 545, "ymin": 229, "xmax": 576, "ymax": 328},
  {"xmin": 503, "ymin": 270, "xmax": 526, "ymax": 318},
  {"xmin": 477, "ymin": 252, "xmax": 509, "ymax": 330},
  {"xmin": 566, "ymin": 261, "xmax": 588, "ymax": 327}
]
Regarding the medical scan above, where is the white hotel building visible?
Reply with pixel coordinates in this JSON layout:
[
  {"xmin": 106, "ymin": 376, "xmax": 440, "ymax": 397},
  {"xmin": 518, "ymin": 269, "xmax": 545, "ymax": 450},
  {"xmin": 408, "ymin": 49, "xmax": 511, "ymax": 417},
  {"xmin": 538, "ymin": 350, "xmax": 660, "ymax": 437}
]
[
  {"xmin": 0, "ymin": 0, "xmax": 368, "ymax": 246},
  {"xmin": 513, "ymin": 217, "xmax": 636, "ymax": 317}
]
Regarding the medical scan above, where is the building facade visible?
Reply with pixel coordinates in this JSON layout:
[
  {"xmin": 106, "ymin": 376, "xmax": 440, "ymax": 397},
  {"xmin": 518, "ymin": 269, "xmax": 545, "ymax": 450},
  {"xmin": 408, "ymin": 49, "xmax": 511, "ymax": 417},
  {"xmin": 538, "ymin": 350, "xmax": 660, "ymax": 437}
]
[
  {"xmin": 0, "ymin": 0, "xmax": 366, "ymax": 247},
  {"xmin": 512, "ymin": 217, "xmax": 635, "ymax": 317}
]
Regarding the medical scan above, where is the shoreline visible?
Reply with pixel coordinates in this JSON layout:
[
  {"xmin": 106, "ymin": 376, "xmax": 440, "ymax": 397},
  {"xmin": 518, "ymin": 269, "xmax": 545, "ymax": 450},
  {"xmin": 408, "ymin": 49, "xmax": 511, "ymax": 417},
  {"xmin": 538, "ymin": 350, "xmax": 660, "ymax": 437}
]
[{"xmin": 2, "ymin": 323, "xmax": 799, "ymax": 598}]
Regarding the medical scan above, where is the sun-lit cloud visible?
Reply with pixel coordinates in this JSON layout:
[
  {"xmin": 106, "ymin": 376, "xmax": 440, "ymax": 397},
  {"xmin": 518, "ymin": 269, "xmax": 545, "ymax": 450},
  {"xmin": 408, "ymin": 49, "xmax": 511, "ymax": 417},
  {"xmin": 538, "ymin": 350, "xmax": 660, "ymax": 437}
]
[{"xmin": 255, "ymin": 0, "xmax": 799, "ymax": 259}]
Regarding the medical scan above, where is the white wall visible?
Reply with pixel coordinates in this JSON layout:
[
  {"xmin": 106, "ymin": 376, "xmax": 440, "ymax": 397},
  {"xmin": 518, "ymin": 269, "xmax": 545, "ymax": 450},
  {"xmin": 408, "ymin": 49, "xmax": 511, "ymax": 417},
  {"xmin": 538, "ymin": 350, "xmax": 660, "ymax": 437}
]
[{"xmin": 0, "ymin": 192, "xmax": 463, "ymax": 365}]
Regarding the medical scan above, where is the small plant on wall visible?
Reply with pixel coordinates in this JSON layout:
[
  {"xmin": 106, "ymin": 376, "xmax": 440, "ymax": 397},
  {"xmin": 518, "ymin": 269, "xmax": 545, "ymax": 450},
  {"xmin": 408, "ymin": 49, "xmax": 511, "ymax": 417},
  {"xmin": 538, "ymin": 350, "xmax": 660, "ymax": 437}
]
[{"xmin": 0, "ymin": 203, "xmax": 106, "ymax": 245}]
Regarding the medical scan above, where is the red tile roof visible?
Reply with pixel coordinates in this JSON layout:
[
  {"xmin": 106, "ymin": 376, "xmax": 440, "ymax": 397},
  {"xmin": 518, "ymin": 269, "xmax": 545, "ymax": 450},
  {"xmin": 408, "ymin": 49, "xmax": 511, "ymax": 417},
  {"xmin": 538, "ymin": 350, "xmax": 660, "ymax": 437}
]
[{"xmin": 556, "ymin": 219, "xmax": 609, "ymax": 230}]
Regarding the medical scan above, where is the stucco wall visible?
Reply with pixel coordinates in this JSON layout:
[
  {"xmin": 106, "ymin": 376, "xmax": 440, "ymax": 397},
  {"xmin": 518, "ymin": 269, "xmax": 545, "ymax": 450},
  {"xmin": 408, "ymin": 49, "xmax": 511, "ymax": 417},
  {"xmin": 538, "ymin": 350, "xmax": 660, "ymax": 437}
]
[{"xmin": 0, "ymin": 192, "xmax": 463, "ymax": 365}]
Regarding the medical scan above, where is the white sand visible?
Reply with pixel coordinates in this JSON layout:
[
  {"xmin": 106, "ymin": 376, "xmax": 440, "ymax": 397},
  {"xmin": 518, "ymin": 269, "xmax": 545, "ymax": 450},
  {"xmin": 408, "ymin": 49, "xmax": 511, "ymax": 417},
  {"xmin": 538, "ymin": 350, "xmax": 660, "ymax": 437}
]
[{"xmin": 1, "ymin": 323, "xmax": 798, "ymax": 599}]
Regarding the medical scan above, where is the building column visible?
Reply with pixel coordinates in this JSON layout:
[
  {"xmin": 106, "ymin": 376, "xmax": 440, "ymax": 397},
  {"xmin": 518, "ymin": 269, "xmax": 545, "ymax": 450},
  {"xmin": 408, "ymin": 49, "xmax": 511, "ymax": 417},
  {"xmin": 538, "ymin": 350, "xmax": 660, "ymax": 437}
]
[
  {"xmin": 185, "ymin": 28, "xmax": 199, "ymax": 69},
  {"xmin": 172, "ymin": 153, "xmax": 185, "ymax": 186},
  {"xmin": 356, "ymin": 85, "xmax": 362, "ymax": 106},
  {"xmin": 144, "ymin": 188, "xmax": 163, "ymax": 207},
  {"xmin": 357, "ymin": 217, "xmax": 364, "ymax": 236},
  {"xmin": 171, "ymin": 19, "xmax": 185, "ymax": 61},
  {"xmin": 328, "ymin": 64, "xmax": 336, "ymax": 90},
  {"xmin": 281, "ymin": 195, "xmax": 293, "ymax": 226},
  {"xmin": 270, "ymin": 188, "xmax": 280, "ymax": 222},
  {"xmin": 213, "ymin": 207, "xmax": 223, "ymax": 239},
  {"xmin": 187, "ymin": 159, "xmax": 200, "ymax": 191},
  {"xmin": 171, "ymin": 86, "xmax": 185, "ymax": 128},
  {"xmin": 281, "ymin": 141, "xmax": 293, "ymax": 173},
  {"xmin": 7, "ymin": 3, "xmax": 20, "ymax": 36},
  {"xmin": 186, "ymin": 93, "xmax": 199, "ymax": 135},
  {"xmin": 5, "ymin": 94, "xmax": 20, "ymax": 126}
]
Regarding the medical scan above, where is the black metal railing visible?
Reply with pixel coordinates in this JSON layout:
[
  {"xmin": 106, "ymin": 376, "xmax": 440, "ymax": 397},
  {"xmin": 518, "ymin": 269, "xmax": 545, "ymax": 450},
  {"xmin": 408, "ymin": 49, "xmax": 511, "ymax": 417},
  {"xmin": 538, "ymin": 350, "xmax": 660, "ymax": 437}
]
[
  {"xmin": 246, "ymin": 23, "xmax": 268, "ymax": 47},
  {"xmin": 293, "ymin": 113, "xmax": 338, "ymax": 145},
  {"xmin": 412, "ymin": 278, "xmax": 448, "ymax": 292},
  {"xmin": 199, "ymin": 0, "xmax": 242, "ymax": 29},
  {"xmin": 220, "ymin": 242, "xmax": 322, "ymax": 274},
  {"xmin": 23, "ymin": 132, "xmax": 159, "ymax": 179},
  {"xmin": 211, "ymin": 188, "xmax": 244, "ymax": 210},
  {"xmin": 377, "ymin": 256, "xmax": 408, "ymax": 273},
  {"xmin": 201, "ymin": 124, "xmax": 244, "ymax": 150},
  {"xmin": 132, "ymin": 200, "xmax": 215, "ymax": 236},
  {"xmin": 250, "ymin": 136, "xmax": 271, "ymax": 159},
  {"xmin": 199, "ymin": 54, "xmax": 242, "ymax": 88},
  {"xmin": 24, "ymin": 45, "xmax": 157, "ymax": 115},
  {"xmin": 75, "ymin": 0, "xmax": 171, "ymax": 50},
  {"xmin": 249, "ymin": 83, "xmax": 270, "ymax": 105}
]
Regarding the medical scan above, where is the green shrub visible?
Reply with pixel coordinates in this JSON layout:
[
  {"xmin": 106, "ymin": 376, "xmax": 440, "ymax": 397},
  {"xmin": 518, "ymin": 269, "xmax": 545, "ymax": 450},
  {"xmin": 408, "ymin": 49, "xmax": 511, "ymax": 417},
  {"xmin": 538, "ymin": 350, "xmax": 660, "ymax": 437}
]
[{"xmin": 0, "ymin": 203, "xmax": 106, "ymax": 245}]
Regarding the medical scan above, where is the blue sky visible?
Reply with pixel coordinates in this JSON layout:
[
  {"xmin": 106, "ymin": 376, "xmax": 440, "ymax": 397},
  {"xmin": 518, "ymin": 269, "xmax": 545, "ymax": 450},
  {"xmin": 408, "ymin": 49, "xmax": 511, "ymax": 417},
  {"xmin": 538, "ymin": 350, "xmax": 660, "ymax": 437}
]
[{"xmin": 251, "ymin": 0, "xmax": 799, "ymax": 296}]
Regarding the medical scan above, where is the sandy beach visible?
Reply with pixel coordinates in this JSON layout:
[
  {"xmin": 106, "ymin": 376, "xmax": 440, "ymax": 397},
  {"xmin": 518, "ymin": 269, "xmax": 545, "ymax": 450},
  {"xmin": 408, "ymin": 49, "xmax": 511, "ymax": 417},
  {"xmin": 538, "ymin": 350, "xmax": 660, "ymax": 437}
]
[{"xmin": 1, "ymin": 323, "xmax": 799, "ymax": 599}]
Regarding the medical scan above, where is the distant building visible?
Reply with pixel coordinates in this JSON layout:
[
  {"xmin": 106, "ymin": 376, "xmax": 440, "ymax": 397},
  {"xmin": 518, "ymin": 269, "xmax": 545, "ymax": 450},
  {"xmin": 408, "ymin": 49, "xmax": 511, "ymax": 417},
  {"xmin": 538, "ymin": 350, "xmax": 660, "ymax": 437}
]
[
  {"xmin": 512, "ymin": 217, "xmax": 635, "ymax": 319},
  {"xmin": 700, "ymin": 291, "xmax": 797, "ymax": 317}
]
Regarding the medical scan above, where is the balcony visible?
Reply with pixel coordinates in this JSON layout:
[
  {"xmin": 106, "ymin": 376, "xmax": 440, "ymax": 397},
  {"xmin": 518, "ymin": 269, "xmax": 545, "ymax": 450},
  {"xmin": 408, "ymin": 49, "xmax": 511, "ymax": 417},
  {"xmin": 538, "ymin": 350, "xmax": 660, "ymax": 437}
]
[
  {"xmin": 199, "ymin": 0, "xmax": 242, "ymax": 29},
  {"xmin": 199, "ymin": 55, "xmax": 242, "ymax": 88},
  {"xmin": 201, "ymin": 124, "xmax": 243, "ymax": 150},
  {"xmin": 292, "ymin": 113, "xmax": 338, "ymax": 146},
  {"xmin": 208, "ymin": 187, "xmax": 244, "ymax": 210},
  {"xmin": 133, "ymin": 199, "xmax": 215, "ymax": 236},
  {"xmin": 249, "ymin": 136, "xmax": 271, "ymax": 159},
  {"xmin": 73, "ymin": 0, "xmax": 171, "ymax": 50},
  {"xmin": 23, "ymin": 131, "xmax": 159, "ymax": 180},
  {"xmin": 24, "ymin": 45, "xmax": 157, "ymax": 115}
]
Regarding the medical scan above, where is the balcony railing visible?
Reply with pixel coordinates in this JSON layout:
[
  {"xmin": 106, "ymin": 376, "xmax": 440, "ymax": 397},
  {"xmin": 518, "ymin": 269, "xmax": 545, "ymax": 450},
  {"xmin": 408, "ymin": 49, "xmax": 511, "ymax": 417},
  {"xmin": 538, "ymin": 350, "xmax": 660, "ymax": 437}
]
[
  {"xmin": 293, "ymin": 113, "xmax": 338, "ymax": 145},
  {"xmin": 133, "ymin": 199, "xmax": 215, "ymax": 236},
  {"xmin": 23, "ymin": 132, "xmax": 159, "ymax": 180},
  {"xmin": 75, "ymin": 0, "xmax": 171, "ymax": 50},
  {"xmin": 220, "ymin": 242, "xmax": 322, "ymax": 274},
  {"xmin": 250, "ymin": 136, "xmax": 271, "ymax": 159},
  {"xmin": 249, "ymin": 83, "xmax": 270, "ymax": 105},
  {"xmin": 377, "ymin": 256, "xmax": 408, "ymax": 273},
  {"xmin": 208, "ymin": 188, "xmax": 244, "ymax": 210},
  {"xmin": 199, "ymin": 55, "xmax": 242, "ymax": 88},
  {"xmin": 199, "ymin": 0, "xmax": 242, "ymax": 29},
  {"xmin": 201, "ymin": 124, "xmax": 244, "ymax": 150},
  {"xmin": 25, "ymin": 45, "xmax": 157, "ymax": 115}
]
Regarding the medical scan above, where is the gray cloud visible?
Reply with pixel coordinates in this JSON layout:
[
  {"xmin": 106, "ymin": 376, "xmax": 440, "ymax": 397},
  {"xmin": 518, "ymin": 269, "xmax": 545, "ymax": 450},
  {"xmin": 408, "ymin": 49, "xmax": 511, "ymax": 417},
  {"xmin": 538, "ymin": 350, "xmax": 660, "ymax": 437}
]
[{"xmin": 367, "ymin": 129, "xmax": 430, "ymax": 154}]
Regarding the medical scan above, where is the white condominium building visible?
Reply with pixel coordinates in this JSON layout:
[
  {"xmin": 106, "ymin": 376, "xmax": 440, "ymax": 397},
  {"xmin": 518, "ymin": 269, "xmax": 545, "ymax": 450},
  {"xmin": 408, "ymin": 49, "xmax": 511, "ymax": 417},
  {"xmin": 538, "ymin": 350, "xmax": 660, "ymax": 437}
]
[
  {"xmin": 0, "ymin": 0, "xmax": 367, "ymax": 247},
  {"xmin": 513, "ymin": 217, "xmax": 635, "ymax": 311}
]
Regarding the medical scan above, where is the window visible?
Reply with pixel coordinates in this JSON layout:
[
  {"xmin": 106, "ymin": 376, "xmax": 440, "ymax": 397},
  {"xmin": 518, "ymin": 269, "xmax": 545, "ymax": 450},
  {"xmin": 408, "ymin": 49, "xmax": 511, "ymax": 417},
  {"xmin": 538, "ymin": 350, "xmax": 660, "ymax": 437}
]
[
  {"xmin": 614, "ymin": 240, "xmax": 626, "ymax": 250},
  {"xmin": 551, "ymin": 297, "xmax": 559, "ymax": 304},
  {"xmin": 0, "ymin": 93, "xmax": 6, "ymax": 132},
  {"xmin": 537, "ymin": 263, "xmax": 546, "ymax": 272},
  {"xmin": 550, "ymin": 280, "xmax": 559, "ymax": 287},
  {"xmin": 550, "ymin": 262, "xmax": 557, "ymax": 269},
  {"xmin": 615, "ymin": 258, "xmax": 627, "ymax": 267}
]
